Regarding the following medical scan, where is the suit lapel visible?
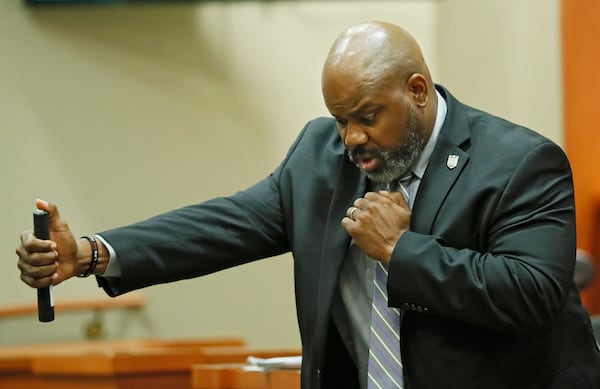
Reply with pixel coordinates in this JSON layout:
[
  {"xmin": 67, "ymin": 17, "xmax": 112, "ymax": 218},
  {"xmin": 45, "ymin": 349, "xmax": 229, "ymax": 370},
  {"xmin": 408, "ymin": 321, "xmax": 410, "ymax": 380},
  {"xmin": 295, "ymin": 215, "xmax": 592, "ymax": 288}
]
[
  {"xmin": 314, "ymin": 154, "xmax": 366, "ymax": 361},
  {"xmin": 412, "ymin": 85, "xmax": 471, "ymax": 234},
  {"xmin": 412, "ymin": 134, "xmax": 469, "ymax": 234}
]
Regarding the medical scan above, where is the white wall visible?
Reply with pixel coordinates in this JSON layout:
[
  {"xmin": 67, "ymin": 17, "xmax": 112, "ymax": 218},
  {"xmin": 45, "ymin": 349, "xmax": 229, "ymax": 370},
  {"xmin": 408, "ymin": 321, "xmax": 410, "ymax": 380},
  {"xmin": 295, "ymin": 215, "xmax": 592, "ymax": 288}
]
[{"xmin": 436, "ymin": 0, "xmax": 563, "ymax": 145}]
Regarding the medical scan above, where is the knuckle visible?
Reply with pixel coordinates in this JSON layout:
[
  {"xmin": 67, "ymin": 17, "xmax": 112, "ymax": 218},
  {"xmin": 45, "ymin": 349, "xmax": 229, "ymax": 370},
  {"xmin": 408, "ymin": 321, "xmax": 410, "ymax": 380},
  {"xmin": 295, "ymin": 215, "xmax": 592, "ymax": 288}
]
[
  {"xmin": 20, "ymin": 273, "xmax": 45, "ymax": 288},
  {"xmin": 16, "ymin": 259, "xmax": 27, "ymax": 271},
  {"xmin": 20, "ymin": 273, "xmax": 30, "ymax": 284},
  {"xmin": 29, "ymin": 264, "xmax": 55, "ymax": 280},
  {"xmin": 34, "ymin": 252, "xmax": 50, "ymax": 263},
  {"xmin": 363, "ymin": 202, "xmax": 377, "ymax": 212}
]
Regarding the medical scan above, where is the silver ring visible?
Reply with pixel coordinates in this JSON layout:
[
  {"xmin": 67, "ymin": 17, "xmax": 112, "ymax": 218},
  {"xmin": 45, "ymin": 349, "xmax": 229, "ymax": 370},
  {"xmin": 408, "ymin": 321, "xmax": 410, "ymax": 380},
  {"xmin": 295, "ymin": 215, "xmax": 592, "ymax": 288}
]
[{"xmin": 350, "ymin": 207, "xmax": 358, "ymax": 220}]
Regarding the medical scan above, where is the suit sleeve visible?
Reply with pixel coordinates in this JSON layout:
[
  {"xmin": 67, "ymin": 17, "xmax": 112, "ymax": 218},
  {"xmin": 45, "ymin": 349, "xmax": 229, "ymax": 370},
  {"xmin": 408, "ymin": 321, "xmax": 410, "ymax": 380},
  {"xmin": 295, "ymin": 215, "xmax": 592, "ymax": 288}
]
[
  {"xmin": 96, "ymin": 177, "xmax": 289, "ymax": 295},
  {"xmin": 95, "ymin": 119, "xmax": 324, "ymax": 296},
  {"xmin": 387, "ymin": 140, "xmax": 577, "ymax": 333}
]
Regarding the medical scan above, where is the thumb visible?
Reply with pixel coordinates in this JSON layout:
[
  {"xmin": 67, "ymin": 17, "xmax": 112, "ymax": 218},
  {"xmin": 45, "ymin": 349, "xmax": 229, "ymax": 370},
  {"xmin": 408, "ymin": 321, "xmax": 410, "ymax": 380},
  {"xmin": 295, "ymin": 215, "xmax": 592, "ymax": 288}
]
[
  {"xmin": 35, "ymin": 198, "xmax": 50, "ymax": 213},
  {"xmin": 35, "ymin": 199, "xmax": 69, "ymax": 233}
]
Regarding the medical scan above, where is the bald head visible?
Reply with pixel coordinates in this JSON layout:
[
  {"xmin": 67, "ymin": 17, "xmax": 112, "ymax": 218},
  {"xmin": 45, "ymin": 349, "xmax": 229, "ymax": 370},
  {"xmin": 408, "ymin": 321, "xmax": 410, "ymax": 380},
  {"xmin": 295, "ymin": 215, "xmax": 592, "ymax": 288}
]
[
  {"xmin": 322, "ymin": 21, "xmax": 433, "ymax": 94},
  {"xmin": 321, "ymin": 22, "xmax": 438, "ymax": 182}
]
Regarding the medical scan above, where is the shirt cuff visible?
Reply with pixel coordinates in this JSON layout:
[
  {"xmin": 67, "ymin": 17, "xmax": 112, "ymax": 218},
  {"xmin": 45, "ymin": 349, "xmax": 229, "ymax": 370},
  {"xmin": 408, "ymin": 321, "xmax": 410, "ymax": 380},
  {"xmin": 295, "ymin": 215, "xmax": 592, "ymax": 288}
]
[{"xmin": 94, "ymin": 234, "xmax": 122, "ymax": 277}]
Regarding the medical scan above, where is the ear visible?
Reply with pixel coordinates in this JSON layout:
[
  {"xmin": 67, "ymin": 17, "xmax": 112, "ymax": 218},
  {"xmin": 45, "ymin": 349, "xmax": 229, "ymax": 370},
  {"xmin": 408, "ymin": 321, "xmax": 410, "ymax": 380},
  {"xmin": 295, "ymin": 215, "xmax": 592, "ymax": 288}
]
[{"xmin": 406, "ymin": 73, "xmax": 429, "ymax": 108}]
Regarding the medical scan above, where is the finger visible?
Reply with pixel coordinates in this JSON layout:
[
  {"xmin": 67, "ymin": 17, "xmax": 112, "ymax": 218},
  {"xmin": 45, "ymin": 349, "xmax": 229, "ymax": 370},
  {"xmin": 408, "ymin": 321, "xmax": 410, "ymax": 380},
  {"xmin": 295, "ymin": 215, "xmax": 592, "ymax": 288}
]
[
  {"xmin": 20, "ymin": 230, "xmax": 57, "ymax": 253},
  {"xmin": 363, "ymin": 191, "xmax": 386, "ymax": 201},
  {"xmin": 353, "ymin": 197, "xmax": 372, "ymax": 210},
  {"xmin": 36, "ymin": 199, "xmax": 70, "ymax": 234},
  {"xmin": 378, "ymin": 190, "xmax": 408, "ymax": 206},
  {"xmin": 16, "ymin": 245, "xmax": 58, "ymax": 266},
  {"xmin": 20, "ymin": 271, "xmax": 57, "ymax": 289},
  {"xmin": 341, "ymin": 216, "xmax": 356, "ymax": 232},
  {"xmin": 363, "ymin": 192, "xmax": 400, "ymax": 209},
  {"xmin": 17, "ymin": 258, "xmax": 58, "ymax": 280},
  {"xmin": 346, "ymin": 206, "xmax": 360, "ymax": 220},
  {"xmin": 35, "ymin": 198, "xmax": 50, "ymax": 213}
]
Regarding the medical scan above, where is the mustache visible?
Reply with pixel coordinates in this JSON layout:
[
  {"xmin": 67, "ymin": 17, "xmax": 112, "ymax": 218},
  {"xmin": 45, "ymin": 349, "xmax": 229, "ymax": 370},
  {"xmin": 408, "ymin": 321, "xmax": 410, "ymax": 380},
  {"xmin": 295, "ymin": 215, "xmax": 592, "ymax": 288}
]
[{"xmin": 348, "ymin": 146, "xmax": 383, "ymax": 162}]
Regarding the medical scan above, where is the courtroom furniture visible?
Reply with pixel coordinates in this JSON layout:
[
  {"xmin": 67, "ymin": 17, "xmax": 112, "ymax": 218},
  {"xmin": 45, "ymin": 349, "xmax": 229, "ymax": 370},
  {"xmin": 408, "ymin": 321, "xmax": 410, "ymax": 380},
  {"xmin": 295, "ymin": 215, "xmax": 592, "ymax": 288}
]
[
  {"xmin": 192, "ymin": 364, "xmax": 270, "ymax": 389},
  {"xmin": 0, "ymin": 337, "xmax": 246, "ymax": 389},
  {"xmin": 29, "ymin": 345, "xmax": 298, "ymax": 389},
  {"xmin": 0, "ymin": 294, "xmax": 147, "ymax": 339},
  {"xmin": 193, "ymin": 347, "xmax": 301, "ymax": 365},
  {"xmin": 191, "ymin": 363, "xmax": 301, "ymax": 389},
  {"xmin": 269, "ymin": 369, "xmax": 301, "ymax": 389},
  {"xmin": 0, "ymin": 294, "xmax": 146, "ymax": 319}
]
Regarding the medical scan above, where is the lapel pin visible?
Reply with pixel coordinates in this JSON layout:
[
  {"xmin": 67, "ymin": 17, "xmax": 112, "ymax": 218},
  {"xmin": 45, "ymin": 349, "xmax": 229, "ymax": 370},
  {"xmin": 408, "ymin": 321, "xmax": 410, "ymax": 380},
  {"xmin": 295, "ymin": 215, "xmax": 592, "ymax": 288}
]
[{"xmin": 447, "ymin": 154, "xmax": 459, "ymax": 170}]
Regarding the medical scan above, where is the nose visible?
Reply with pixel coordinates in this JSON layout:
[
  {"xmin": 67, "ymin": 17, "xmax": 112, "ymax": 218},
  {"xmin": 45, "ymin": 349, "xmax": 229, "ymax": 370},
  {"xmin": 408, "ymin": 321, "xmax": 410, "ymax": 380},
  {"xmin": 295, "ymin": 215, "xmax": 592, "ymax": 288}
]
[{"xmin": 343, "ymin": 123, "xmax": 368, "ymax": 149}]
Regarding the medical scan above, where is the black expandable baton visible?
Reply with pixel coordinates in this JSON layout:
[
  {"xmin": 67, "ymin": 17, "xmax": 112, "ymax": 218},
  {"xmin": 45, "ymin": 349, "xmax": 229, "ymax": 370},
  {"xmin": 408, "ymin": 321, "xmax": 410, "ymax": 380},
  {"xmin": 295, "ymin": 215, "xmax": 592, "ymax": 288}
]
[{"xmin": 33, "ymin": 209, "xmax": 54, "ymax": 322}]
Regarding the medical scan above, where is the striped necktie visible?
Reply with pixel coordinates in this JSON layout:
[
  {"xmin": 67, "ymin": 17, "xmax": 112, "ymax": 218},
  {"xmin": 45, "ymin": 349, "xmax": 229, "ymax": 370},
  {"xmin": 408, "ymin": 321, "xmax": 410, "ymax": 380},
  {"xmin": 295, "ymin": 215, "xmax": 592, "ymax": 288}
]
[{"xmin": 367, "ymin": 174, "xmax": 413, "ymax": 388}]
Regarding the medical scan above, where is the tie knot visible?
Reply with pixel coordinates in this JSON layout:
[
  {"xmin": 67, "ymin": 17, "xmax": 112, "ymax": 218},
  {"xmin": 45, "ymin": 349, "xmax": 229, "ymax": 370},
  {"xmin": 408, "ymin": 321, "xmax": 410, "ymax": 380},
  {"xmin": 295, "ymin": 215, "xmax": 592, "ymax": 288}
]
[
  {"xmin": 386, "ymin": 172, "xmax": 415, "ymax": 207},
  {"xmin": 399, "ymin": 172, "xmax": 414, "ymax": 184},
  {"xmin": 388, "ymin": 172, "xmax": 414, "ymax": 192}
]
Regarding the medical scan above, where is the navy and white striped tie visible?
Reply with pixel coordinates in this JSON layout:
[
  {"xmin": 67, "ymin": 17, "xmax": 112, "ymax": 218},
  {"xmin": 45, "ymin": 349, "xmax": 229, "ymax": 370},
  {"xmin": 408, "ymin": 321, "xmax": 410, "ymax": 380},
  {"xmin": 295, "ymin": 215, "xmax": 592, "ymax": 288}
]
[{"xmin": 367, "ymin": 174, "xmax": 413, "ymax": 388}]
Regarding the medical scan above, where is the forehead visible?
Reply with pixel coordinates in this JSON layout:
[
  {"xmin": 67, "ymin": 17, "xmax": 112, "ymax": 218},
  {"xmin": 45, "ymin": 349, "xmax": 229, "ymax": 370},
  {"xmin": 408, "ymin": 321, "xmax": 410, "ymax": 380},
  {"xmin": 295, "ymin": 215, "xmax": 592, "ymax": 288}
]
[
  {"xmin": 323, "ymin": 70, "xmax": 399, "ymax": 115},
  {"xmin": 323, "ymin": 70, "xmax": 377, "ymax": 108}
]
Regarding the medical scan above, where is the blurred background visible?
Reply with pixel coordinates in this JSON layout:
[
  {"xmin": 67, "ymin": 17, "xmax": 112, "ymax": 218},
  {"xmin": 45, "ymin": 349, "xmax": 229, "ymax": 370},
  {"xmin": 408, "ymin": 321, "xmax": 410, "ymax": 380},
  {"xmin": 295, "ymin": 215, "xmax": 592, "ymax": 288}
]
[{"xmin": 2, "ymin": 0, "xmax": 591, "ymax": 350}]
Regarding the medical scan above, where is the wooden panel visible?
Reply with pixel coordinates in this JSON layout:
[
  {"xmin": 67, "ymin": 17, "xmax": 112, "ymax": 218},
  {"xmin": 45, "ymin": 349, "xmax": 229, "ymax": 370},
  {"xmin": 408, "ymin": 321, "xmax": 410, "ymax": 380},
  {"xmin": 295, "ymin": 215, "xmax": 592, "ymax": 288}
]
[
  {"xmin": 191, "ymin": 364, "xmax": 269, "ymax": 389},
  {"xmin": 191, "ymin": 364, "xmax": 301, "ymax": 389},
  {"xmin": 269, "ymin": 369, "xmax": 301, "ymax": 389},
  {"xmin": 0, "ymin": 375, "xmax": 45, "ymax": 389},
  {"xmin": 563, "ymin": 0, "xmax": 600, "ymax": 313},
  {"xmin": 0, "ymin": 337, "xmax": 245, "ymax": 372},
  {"xmin": 31, "ymin": 372, "xmax": 190, "ymax": 389}
]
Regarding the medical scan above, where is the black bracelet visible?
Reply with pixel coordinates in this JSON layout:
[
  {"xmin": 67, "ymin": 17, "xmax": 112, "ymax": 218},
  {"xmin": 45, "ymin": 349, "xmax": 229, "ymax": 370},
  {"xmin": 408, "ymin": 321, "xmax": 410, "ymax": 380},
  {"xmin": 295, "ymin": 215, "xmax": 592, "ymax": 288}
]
[{"xmin": 78, "ymin": 235, "xmax": 99, "ymax": 278}]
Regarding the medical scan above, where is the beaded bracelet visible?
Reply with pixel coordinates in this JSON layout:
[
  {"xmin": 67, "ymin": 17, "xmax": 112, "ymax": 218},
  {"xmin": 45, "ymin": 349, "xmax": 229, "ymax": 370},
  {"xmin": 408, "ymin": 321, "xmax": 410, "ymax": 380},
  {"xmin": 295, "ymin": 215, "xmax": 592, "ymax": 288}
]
[{"xmin": 77, "ymin": 235, "xmax": 99, "ymax": 278}]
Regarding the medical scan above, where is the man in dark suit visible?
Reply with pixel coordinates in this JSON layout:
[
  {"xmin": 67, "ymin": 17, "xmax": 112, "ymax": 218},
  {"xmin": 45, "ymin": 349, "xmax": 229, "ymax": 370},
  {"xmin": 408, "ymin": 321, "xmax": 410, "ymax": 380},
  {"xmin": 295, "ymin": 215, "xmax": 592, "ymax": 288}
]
[{"xmin": 17, "ymin": 21, "xmax": 600, "ymax": 388}]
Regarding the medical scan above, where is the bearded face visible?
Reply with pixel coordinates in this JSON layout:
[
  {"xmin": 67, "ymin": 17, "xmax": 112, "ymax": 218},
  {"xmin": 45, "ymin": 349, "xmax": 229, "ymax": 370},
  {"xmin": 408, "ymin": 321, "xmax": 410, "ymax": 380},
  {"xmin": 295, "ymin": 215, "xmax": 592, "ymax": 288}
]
[{"xmin": 348, "ymin": 105, "xmax": 427, "ymax": 183}]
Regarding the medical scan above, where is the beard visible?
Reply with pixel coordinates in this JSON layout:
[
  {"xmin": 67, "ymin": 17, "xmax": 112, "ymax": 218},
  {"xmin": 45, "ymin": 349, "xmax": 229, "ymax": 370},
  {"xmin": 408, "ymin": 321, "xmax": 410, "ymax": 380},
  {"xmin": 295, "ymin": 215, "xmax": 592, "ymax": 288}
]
[{"xmin": 348, "ymin": 107, "xmax": 428, "ymax": 183}]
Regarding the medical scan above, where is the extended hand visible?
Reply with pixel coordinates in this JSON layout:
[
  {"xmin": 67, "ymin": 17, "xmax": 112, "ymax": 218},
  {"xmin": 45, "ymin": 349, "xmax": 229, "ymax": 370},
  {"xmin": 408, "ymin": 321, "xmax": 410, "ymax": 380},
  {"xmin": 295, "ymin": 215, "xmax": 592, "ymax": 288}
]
[
  {"xmin": 16, "ymin": 199, "xmax": 80, "ymax": 288},
  {"xmin": 341, "ymin": 190, "xmax": 411, "ymax": 265}
]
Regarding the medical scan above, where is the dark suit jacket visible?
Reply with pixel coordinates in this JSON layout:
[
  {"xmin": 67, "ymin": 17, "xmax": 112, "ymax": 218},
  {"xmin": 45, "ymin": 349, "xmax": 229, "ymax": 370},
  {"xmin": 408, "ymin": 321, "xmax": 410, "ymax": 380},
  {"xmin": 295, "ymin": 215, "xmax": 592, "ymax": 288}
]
[{"xmin": 98, "ymin": 86, "xmax": 600, "ymax": 388}]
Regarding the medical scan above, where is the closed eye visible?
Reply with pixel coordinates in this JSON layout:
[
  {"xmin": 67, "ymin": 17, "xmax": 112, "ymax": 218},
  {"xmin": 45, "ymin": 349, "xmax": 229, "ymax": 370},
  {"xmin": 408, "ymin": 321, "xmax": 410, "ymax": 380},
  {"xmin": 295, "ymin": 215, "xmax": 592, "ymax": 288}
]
[{"xmin": 360, "ymin": 114, "xmax": 376, "ymax": 126}]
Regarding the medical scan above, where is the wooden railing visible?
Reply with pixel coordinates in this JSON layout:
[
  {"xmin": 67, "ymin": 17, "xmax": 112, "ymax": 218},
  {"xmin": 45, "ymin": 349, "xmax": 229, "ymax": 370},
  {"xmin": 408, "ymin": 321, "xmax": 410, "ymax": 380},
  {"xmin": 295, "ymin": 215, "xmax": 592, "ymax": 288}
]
[
  {"xmin": 0, "ymin": 294, "xmax": 146, "ymax": 339},
  {"xmin": 0, "ymin": 294, "xmax": 146, "ymax": 318}
]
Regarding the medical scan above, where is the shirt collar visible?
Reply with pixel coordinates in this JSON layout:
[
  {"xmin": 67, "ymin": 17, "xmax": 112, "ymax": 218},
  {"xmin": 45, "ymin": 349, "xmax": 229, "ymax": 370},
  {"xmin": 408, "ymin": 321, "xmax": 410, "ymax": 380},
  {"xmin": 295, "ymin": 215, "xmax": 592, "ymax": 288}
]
[{"xmin": 410, "ymin": 89, "xmax": 447, "ymax": 180}]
